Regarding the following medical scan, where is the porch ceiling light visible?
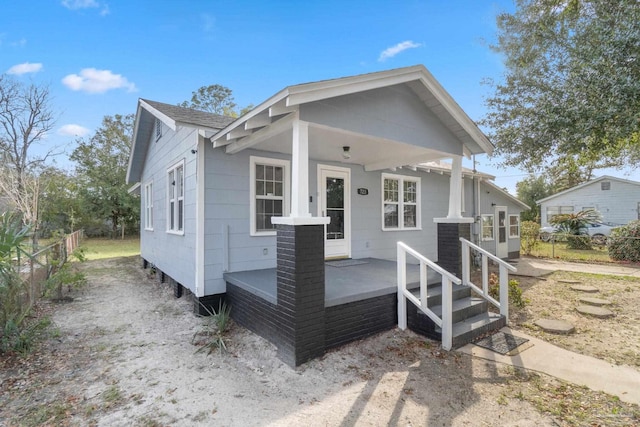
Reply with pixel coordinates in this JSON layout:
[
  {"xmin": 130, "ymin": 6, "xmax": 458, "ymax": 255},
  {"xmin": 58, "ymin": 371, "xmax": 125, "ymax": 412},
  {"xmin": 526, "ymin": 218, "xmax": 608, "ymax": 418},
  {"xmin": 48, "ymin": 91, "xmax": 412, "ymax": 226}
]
[{"xmin": 342, "ymin": 146, "xmax": 351, "ymax": 160}]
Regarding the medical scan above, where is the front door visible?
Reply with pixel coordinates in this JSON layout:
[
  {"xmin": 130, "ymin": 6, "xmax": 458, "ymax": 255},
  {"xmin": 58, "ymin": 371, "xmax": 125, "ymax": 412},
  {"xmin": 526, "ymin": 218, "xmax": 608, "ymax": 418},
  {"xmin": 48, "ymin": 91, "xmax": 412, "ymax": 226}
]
[
  {"xmin": 318, "ymin": 165, "xmax": 351, "ymax": 259},
  {"xmin": 495, "ymin": 206, "xmax": 508, "ymax": 258}
]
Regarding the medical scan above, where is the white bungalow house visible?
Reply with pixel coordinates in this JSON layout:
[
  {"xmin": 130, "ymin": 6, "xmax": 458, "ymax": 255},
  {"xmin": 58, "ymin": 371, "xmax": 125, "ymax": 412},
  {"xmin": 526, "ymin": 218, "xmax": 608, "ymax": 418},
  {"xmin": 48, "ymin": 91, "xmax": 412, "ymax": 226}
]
[
  {"xmin": 538, "ymin": 175, "xmax": 640, "ymax": 226},
  {"xmin": 126, "ymin": 65, "xmax": 520, "ymax": 366}
]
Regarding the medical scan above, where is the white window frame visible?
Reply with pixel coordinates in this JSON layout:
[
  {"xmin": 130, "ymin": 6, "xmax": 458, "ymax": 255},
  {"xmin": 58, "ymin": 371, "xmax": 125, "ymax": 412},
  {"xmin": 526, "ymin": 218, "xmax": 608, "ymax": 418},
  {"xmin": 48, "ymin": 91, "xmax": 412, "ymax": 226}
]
[
  {"xmin": 508, "ymin": 214, "xmax": 520, "ymax": 238},
  {"xmin": 381, "ymin": 173, "xmax": 421, "ymax": 231},
  {"xmin": 546, "ymin": 205, "xmax": 573, "ymax": 222},
  {"xmin": 481, "ymin": 214, "xmax": 494, "ymax": 241},
  {"xmin": 250, "ymin": 156, "xmax": 290, "ymax": 236},
  {"xmin": 144, "ymin": 180, "xmax": 154, "ymax": 231},
  {"xmin": 166, "ymin": 160, "xmax": 185, "ymax": 235}
]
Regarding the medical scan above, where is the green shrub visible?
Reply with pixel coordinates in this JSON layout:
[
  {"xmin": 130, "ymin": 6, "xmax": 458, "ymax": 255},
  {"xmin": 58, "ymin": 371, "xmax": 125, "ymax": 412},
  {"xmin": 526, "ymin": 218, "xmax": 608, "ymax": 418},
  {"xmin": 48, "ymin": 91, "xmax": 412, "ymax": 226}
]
[
  {"xmin": 488, "ymin": 273, "xmax": 528, "ymax": 308},
  {"xmin": 0, "ymin": 212, "xmax": 31, "ymax": 353},
  {"xmin": 45, "ymin": 247, "xmax": 87, "ymax": 301},
  {"xmin": 566, "ymin": 234, "xmax": 592, "ymax": 250},
  {"xmin": 608, "ymin": 220, "xmax": 640, "ymax": 262},
  {"xmin": 520, "ymin": 221, "xmax": 540, "ymax": 255},
  {"xmin": 550, "ymin": 209, "xmax": 601, "ymax": 250}
]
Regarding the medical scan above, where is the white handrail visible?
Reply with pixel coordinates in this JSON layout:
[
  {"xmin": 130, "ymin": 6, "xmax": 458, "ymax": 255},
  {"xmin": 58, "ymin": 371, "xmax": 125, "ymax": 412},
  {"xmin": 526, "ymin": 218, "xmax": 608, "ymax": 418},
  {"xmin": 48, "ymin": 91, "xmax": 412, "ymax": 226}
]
[
  {"xmin": 397, "ymin": 242, "xmax": 460, "ymax": 351},
  {"xmin": 460, "ymin": 237, "xmax": 516, "ymax": 321}
]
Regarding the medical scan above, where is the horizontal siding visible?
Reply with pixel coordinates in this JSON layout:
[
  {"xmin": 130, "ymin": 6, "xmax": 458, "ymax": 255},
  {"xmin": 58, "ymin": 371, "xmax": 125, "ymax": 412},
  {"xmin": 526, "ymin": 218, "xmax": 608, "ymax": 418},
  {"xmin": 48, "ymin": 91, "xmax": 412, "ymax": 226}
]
[
  {"xmin": 540, "ymin": 179, "xmax": 640, "ymax": 226},
  {"xmin": 139, "ymin": 126, "xmax": 198, "ymax": 293}
]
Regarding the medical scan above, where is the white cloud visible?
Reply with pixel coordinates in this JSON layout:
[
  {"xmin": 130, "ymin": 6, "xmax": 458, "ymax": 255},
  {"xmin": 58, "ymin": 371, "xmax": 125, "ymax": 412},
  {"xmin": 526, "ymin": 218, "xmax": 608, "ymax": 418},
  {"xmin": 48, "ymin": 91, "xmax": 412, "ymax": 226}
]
[
  {"xmin": 61, "ymin": 0, "xmax": 109, "ymax": 15},
  {"xmin": 378, "ymin": 40, "xmax": 422, "ymax": 62},
  {"xmin": 62, "ymin": 68, "xmax": 137, "ymax": 94},
  {"xmin": 61, "ymin": 0, "xmax": 99, "ymax": 10},
  {"xmin": 58, "ymin": 124, "xmax": 91, "ymax": 137},
  {"xmin": 7, "ymin": 62, "xmax": 42, "ymax": 75}
]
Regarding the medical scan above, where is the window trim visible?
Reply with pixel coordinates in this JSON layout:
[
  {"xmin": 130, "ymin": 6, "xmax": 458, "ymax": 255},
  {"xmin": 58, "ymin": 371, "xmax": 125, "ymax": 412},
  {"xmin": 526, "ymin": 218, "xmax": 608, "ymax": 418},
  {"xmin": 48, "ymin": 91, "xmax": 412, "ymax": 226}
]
[
  {"xmin": 546, "ymin": 205, "xmax": 573, "ymax": 222},
  {"xmin": 381, "ymin": 173, "xmax": 421, "ymax": 231},
  {"xmin": 166, "ymin": 160, "xmax": 185, "ymax": 235},
  {"xmin": 481, "ymin": 214, "xmax": 495, "ymax": 241},
  {"xmin": 250, "ymin": 156, "xmax": 290, "ymax": 236},
  {"xmin": 508, "ymin": 214, "xmax": 520, "ymax": 238},
  {"xmin": 144, "ymin": 180, "xmax": 153, "ymax": 231}
]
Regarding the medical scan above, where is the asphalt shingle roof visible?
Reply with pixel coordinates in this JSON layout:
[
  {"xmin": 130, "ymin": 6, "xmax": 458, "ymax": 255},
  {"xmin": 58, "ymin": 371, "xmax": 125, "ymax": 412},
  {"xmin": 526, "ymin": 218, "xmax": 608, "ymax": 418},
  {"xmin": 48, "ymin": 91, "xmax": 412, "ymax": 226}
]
[{"xmin": 141, "ymin": 99, "xmax": 236, "ymax": 130}]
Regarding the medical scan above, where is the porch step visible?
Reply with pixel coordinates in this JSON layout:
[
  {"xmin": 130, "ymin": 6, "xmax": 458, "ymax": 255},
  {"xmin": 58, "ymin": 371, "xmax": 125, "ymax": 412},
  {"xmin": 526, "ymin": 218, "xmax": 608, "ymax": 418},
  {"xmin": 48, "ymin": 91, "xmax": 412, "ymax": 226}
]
[
  {"xmin": 450, "ymin": 312, "xmax": 506, "ymax": 348},
  {"xmin": 408, "ymin": 282, "xmax": 506, "ymax": 349},
  {"xmin": 429, "ymin": 297, "xmax": 488, "ymax": 324},
  {"xmin": 408, "ymin": 282, "xmax": 471, "ymax": 307}
]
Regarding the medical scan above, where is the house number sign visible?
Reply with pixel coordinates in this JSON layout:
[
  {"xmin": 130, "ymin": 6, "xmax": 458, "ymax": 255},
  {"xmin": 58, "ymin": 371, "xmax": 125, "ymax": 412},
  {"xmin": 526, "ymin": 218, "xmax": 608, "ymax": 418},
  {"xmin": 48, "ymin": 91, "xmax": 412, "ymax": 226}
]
[{"xmin": 357, "ymin": 188, "xmax": 369, "ymax": 195}]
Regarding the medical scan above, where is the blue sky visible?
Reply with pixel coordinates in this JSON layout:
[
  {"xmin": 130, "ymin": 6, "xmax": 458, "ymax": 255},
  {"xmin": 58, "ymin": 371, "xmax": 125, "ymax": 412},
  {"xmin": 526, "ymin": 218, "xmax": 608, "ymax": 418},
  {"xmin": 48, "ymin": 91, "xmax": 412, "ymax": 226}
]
[{"xmin": 2, "ymin": 0, "xmax": 637, "ymax": 193}]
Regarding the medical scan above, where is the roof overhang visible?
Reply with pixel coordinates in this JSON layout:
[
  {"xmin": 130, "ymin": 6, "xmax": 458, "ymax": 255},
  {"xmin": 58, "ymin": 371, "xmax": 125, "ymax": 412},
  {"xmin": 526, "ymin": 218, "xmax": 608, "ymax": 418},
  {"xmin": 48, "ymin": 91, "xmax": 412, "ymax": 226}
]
[
  {"xmin": 483, "ymin": 180, "xmax": 530, "ymax": 210},
  {"xmin": 126, "ymin": 99, "xmax": 228, "ymax": 184},
  {"xmin": 210, "ymin": 65, "xmax": 493, "ymax": 169}
]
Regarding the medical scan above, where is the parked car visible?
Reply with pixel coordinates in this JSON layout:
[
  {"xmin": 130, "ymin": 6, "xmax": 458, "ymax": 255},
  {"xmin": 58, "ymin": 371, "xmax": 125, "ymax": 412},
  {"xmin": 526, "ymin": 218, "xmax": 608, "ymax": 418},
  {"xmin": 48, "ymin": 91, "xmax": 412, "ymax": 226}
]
[{"xmin": 539, "ymin": 223, "xmax": 616, "ymax": 245}]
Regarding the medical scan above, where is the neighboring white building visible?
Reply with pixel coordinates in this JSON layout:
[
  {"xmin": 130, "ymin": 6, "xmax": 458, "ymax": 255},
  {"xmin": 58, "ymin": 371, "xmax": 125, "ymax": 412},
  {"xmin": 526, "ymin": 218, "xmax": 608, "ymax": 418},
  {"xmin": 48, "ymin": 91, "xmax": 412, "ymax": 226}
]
[{"xmin": 537, "ymin": 175, "xmax": 640, "ymax": 226}]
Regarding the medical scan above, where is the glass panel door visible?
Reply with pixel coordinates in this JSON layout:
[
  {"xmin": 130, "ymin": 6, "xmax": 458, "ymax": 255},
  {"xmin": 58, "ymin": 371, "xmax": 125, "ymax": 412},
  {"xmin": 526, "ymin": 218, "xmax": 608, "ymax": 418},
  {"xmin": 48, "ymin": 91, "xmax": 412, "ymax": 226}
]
[
  {"xmin": 319, "ymin": 166, "xmax": 350, "ymax": 259},
  {"xmin": 326, "ymin": 177, "xmax": 344, "ymax": 240}
]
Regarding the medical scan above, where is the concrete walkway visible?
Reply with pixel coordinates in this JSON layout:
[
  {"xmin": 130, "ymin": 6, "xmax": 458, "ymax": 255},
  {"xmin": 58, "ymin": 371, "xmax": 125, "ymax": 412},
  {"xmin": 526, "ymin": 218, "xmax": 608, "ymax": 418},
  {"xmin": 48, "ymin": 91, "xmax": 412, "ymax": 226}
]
[
  {"xmin": 458, "ymin": 257, "xmax": 640, "ymax": 406},
  {"xmin": 512, "ymin": 256, "xmax": 640, "ymax": 278},
  {"xmin": 459, "ymin": 327, "xmax": 640, "ymax": 406}
]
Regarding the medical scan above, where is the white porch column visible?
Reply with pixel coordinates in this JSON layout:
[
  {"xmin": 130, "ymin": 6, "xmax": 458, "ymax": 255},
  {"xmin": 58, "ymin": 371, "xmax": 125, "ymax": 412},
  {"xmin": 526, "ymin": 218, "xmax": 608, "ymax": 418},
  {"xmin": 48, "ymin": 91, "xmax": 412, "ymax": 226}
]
[
  {"xmin": 272, "ymin": 117, "xmax": 329, "ymax": 227},
  {"xmin": 447, "ymin": 155, "xmax": 464, "ymax": 219},
  {"xmin": 290, "ymin": 118, "xmax": 311, "ymax": 218}
]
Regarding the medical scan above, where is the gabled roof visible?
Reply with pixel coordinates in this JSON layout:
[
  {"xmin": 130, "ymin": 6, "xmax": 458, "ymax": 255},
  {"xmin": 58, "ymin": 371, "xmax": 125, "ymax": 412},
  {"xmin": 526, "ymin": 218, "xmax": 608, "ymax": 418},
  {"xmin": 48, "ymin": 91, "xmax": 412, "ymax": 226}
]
[
  {"xmin": 536, "ymin": 175, "xmax": 640, "ymax": 205},
  {"xmin": 126, "ymin": 99, "xmax": 234, "ymax": 183},
  {"xmin": 211, "ymin": 65, "xmax": 494, "ymax": 158},
  {"xmin": 482, "ymin": 180, "xmax": 530, "ymax": 210},
  {"xmin": 141, "ymin": 99, "xmax": 235, "ymax": 130}
]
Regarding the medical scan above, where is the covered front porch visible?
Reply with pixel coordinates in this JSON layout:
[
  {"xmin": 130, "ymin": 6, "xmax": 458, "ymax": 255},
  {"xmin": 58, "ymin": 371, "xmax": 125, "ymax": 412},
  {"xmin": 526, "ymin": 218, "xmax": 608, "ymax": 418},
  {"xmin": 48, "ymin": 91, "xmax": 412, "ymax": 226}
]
[
  {"xmin": 208, "ymin": 66, "xmax": 494, "ymax": 366},
  {"xmin": 224, "ymin": 258, "xmax": 439, "ymax": 307},
  {"xmin": 223, "ymin": 255, "xmax": 445, "ymax": 365}
]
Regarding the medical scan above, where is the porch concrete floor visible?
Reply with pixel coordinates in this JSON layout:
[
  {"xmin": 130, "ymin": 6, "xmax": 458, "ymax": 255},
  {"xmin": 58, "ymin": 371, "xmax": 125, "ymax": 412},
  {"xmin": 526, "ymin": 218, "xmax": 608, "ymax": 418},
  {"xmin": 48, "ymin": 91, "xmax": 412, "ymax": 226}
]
[{"xmin": 223, "ymin": 258, "xmax": 440, "ymax": 307}]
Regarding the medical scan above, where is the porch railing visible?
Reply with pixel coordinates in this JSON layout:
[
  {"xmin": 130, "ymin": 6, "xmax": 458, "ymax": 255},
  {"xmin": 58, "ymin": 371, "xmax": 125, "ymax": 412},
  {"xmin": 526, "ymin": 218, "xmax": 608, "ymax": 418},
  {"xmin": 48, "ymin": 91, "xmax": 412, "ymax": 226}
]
[
  {"xmin": 397, "ymin": 241, "xmax": 461, "ymax": 351},
  {"xmin": 460, "ymin": 237, "xmax": 517, "ymax": 321}
]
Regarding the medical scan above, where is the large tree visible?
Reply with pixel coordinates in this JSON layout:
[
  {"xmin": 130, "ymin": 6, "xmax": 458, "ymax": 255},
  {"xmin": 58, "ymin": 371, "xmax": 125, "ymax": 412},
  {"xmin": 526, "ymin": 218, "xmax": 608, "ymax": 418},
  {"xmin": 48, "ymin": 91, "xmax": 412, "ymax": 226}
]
[
  {"xmin": 179, "ymin": 84, "xmax": 253, "ymax": 117},
  {"xmin": 0, "ymin": 75, "xmax": 56, "ymax": 245},
  {"xmin": 484, "ymin": 0, "xmax": 640, "ymax": 173},
  {"xmin": 37, "ymin": 166, "xmax": 85, "ymax": 236},
  {"xmin": 178, "ymin": 84, "xmax": 237, "ymax": 115},
  {"xmin": 516, "ymin": 175, "xmax": 553, "ymax": 222},
  {"xmin": 71, "ymin": 114, "xmax": 139, "ymax": 238}
]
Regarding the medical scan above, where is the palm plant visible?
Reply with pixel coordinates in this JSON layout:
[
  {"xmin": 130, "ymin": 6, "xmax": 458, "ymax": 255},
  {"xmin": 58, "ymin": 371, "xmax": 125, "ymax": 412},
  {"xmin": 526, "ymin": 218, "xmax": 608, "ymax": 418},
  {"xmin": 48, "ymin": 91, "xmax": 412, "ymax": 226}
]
[
  {"xmin": 550, "ymin": 209, "xmax": 602, "ymax": 249},
  {"xmin": 0, "ymin": 212, "xmax": 31, "ymax": 351}
]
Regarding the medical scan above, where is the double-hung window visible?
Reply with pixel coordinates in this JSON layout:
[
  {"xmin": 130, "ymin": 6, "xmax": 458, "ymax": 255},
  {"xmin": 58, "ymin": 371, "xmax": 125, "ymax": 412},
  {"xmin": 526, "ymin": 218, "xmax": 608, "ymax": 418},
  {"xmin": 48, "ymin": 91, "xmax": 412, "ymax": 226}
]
[
  {"xmin": 481, "ymin": 214, "xmax": 494, "ymax": 241},
  {"xmin": 167, "ymin": 161, "xmax": 184, "ymax": 234},
  {"xmin": 250, "ymin": 156, "xmax": 290, "ymax": 236},
  {"xmin": 508, "ymin": 214, "xmax": 520, "ymax": 238},
  {"xmin": 382, "ymin": 174, "xmax": 420, "ymax": 230},
  {"xmin": 144, "ymin": 181, "xmax": 153, "ymax": 231},
  {"xmin": 546, "ymin": 206, "xmax": 573, "ymax": 222}
]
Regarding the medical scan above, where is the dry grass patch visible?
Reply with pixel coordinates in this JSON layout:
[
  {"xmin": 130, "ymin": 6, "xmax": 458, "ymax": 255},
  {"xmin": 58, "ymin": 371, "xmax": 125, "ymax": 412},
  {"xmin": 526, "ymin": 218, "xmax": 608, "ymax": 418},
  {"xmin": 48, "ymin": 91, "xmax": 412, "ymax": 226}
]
[{"xmin": 511, "ymin": 272, "xmax": 640, "ymax": 367}]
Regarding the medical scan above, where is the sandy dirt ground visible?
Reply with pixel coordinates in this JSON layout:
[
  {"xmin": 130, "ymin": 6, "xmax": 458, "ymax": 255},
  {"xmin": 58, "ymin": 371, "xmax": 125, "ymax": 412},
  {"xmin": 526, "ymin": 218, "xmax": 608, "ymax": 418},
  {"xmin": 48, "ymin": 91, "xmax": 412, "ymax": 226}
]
[
  {"xmin": 511, "ymin": 270, "xmax": 640, "ymax": 368},
  {"xmin": 3, "ymin": 255, "xmax": 638, "ymax": 426}
]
